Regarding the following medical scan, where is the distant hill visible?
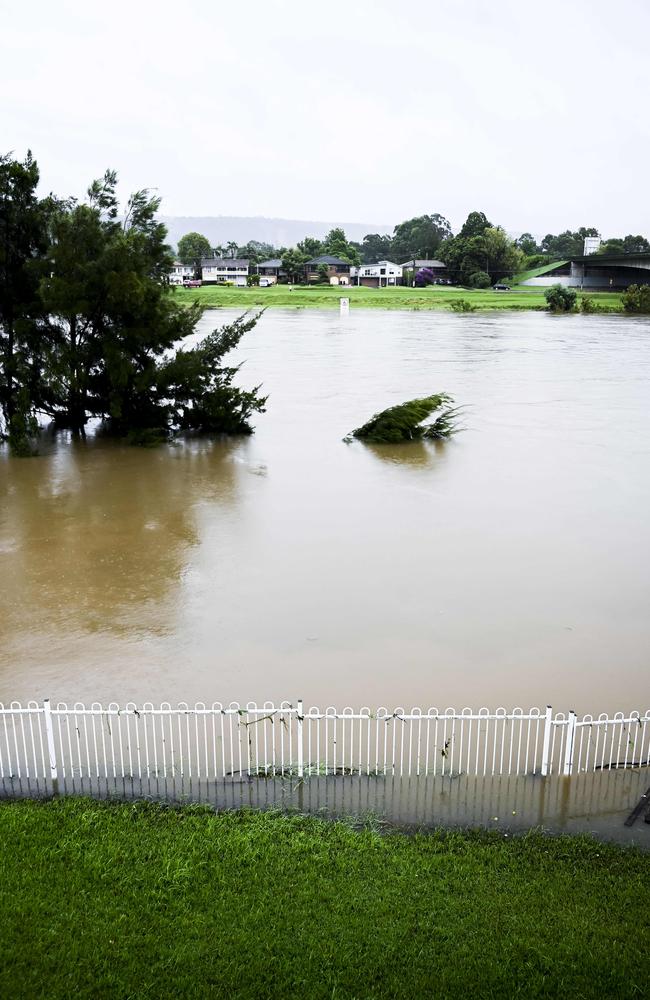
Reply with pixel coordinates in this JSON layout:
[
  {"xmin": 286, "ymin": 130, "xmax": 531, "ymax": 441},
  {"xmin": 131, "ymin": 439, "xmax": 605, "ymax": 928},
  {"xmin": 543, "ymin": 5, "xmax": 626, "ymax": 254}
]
[{"xmin": 159, "ymin": 215, "xmax": 393, "ymax": 251}]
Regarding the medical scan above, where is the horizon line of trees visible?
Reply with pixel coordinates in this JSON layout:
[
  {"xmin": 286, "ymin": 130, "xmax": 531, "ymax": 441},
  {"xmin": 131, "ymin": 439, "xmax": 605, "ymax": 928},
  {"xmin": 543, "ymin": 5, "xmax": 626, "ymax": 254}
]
[
  {"xmin": 0, "ymin": 151, "xmax": 266, "ymax": 456},
  {"xmin": 178, "ymin": 216, "xmax": 650, "ymax": 286}
]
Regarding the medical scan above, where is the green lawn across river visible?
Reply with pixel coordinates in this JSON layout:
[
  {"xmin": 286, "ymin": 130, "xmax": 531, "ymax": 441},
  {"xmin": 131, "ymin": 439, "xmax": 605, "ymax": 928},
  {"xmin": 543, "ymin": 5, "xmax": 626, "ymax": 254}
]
[{"xmin": 178, "ymin": 282, "xmax": 624, "ymax": 312}]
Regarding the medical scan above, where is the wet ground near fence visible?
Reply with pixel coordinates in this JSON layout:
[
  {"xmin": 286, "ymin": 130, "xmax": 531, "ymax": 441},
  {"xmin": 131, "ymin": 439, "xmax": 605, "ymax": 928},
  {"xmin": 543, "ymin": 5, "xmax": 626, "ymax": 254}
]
[{"xmin": 3, "ymin": 769, "xmax": 649, "ymax": 849}]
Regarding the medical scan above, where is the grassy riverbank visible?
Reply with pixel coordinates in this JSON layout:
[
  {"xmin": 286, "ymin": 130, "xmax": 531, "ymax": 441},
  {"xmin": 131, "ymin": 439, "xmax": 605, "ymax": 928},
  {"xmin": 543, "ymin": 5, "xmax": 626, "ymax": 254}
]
[
  {"xmin": 177, "ymin": 283, "xmax": 624, "ymax": 312},
  {"xmin": 1, "ymin": 799, "xmax": 648, "ymax": 998}
]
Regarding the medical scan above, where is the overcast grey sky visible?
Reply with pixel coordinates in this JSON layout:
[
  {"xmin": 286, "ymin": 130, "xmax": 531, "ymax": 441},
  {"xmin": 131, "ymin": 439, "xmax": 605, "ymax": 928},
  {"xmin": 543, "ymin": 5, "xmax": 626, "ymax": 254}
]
[{"xmin": 2, "ymin": 0, "xmax": 648, "ymax": 236}]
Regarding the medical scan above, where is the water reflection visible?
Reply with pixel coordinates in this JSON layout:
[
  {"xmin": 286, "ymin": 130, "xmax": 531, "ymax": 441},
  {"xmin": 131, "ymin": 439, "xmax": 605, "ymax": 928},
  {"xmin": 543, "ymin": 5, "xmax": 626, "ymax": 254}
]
[
  {"xmin": 0, "ymin": 436, "xmax": 242, "ymax": 643},
  {"xmin": 5, "ymin": 771, "xmax": 647, "ymax": 849},
  {"xmin": 360, "ymin": 439, "xmax": 449, "ymax": 469}
]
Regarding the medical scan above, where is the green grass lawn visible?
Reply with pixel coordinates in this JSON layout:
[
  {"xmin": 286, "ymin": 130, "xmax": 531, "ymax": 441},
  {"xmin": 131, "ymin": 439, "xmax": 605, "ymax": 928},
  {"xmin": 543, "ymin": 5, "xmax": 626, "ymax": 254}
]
[
  {"xmin": 176, "ymin": 283, "xmax": 624, "ymax": 313},
  {"xmin": 1, "ymin": 799, "xmax": 648, "ymax": 999}
]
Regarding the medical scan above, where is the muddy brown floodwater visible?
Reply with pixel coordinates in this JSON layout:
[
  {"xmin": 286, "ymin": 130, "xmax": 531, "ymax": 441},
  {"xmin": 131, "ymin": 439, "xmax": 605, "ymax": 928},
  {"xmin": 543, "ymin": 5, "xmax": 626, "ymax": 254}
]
[{"xmin": 1, "ymin": 308, "xmax": 649, "ymax": 714}]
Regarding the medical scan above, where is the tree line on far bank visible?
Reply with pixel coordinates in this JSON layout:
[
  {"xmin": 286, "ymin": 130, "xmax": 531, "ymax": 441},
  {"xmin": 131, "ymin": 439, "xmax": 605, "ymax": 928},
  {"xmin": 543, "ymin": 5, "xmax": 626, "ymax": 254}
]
[
  {"xmin": 0, "ymin": 152, "xmax": 266, "ymax": 456},
  {"xmin": 178, "ymin": 214, "xmax": 650, "ymax": 288}
]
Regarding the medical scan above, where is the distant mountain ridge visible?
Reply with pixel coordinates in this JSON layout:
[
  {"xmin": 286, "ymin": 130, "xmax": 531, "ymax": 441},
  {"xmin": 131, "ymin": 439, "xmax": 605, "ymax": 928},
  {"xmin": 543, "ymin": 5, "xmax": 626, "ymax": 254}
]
[{"xmin": 159, "ymin": 215, "xmax": 393, "ymax": 251}]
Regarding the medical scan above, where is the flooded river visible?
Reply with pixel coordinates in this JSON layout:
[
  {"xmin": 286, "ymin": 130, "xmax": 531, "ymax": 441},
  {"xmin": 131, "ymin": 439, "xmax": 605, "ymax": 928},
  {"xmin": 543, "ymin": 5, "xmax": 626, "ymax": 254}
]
[{"xmin": 1, "ymin": 309, "xmax": 649, "ymax": 713}]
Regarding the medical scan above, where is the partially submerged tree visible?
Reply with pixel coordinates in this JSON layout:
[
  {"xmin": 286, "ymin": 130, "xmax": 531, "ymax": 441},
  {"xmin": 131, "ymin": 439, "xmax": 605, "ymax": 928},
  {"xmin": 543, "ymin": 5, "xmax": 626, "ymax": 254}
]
[
  {"xmin": 0, "ymin": 151, "xmax": 50, "ymax": 453},
  {"xmin": 350, "ymin": 394, "xmax": 458, "ymax": 444},
  {"xmin": 156, "ymin": 313, "xmax": 267, "ymax": 437},
  {"xmin": 0, "ymin": 159, "xmax": 267, "ymax": 451}
]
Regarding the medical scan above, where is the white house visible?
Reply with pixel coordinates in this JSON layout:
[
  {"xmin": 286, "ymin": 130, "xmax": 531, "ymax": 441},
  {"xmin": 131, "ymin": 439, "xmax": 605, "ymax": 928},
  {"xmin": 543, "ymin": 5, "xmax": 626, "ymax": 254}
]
[
  {"xmin": 168, "ymin": 261, "xmax": 196, "ymax": 285},
  {"xmin": 350, "ymin": 261, "xmax": 403, "ymax": 287},
  {"xmin": 201, "ymin": 258, "xmax": 250, "ymax": 286}
]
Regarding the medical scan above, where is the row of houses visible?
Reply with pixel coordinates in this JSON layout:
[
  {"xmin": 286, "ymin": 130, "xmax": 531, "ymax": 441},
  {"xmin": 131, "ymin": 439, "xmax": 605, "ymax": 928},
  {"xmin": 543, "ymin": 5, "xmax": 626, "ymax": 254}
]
[{"xmin": 169, "ymin": 255, "xmax": 449, "ymax": 288}]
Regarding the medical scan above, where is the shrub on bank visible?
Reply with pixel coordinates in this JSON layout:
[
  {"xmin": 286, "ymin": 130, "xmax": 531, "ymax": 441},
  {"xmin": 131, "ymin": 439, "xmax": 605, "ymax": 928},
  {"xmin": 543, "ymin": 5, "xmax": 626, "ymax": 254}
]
[
  {"xmin": 580, "ymin": 295, "xmax": 605, "ymax": 314},
  {"xmin": 468, "ymin": 269, "xmax": 491, "ymax": 288},
  {"xmin": 622, "ymin": 283, "xmax": 650, "ymax": 313},
  {"xmin": 545, "ymin": 284, "xmax": 577, "ymax": 312},
  {"xmin": 448, "ymin": 298, "xmax": 477, "ymax": 312}
]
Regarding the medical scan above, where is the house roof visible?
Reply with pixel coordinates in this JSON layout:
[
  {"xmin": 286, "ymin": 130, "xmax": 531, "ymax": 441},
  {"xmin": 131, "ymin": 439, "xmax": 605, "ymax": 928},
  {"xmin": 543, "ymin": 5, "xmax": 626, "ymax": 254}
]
[
  {"xmin": 258, "ymin": 258, "xmax": 283, "ymax": 268},
  {"xmin": 357, "ymin": 260, "xmax": 401, "ymax": 269},
  {"xmin": 200, "ymin": 258, "xmax": 250, "ymax": 267},
  {"xmin": 401, "ymin": 259, "xmax": 446, "ymax": 269},
  {"xmin": 305, "ymin": 255, "xmax": 351, "ymax": 266}
]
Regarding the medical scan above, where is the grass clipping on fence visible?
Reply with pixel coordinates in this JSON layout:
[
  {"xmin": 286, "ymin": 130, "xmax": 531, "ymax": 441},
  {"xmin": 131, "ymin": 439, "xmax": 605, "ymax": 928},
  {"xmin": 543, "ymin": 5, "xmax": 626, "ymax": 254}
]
[{"xmin": 350, "ymin": 394, "xmax": 458, "ymax": 444}]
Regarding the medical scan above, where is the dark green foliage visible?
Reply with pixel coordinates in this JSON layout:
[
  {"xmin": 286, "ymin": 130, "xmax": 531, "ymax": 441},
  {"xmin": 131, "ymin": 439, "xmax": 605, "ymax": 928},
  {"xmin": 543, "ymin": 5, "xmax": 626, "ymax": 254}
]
[
  {"xmin": 176, "ymin": 231, "xmax": 212, "ymax": 265},
  {"xmin": 515, "ymin": 232, "xmax": 541, "ymax": 256},
  {"xmin": 296, "ymin": 236, "xmax": 323, "ymax": 258},
  {"xmin": 390, "ymin": 213, "xmax": 452, "ymax": 263},
  {"xmin": 0, "ymin": 155, "xmax": 267, "ymax": 450},
  {"xmin": 622, "ymin": 283, "xmax": 650, "ymax": 313},
  {"xmin": 39, "ymin": 172, "xmax": 200, "ymax": 436},
  {"xmin": 545, "ymin": 284, "xmax": 578, "ymax": 312},
  {"xmin": 361, "ymin": 232, "xmax": 394, "ymax": 263},
  {"xmin": 522, "ymin": 252, "xmax": 547, "ymax": 270},
  {"xmin": 322, "ymin": 227, "xmax": 360, "ymax": 265},
  {"xmin": 0, "ymin": 151, "xmax": 50, "ymax": 452},
  {"xmin": 580, "ymin": 295, "xmax": 603, "ymax": 314},
  {"xmin": 0, "ymin": 800, "xmax": 648, "ymax": 1000},
  {"xmin": 281, "ymin": 247, "xmax": 308, "ymax": 282},
  {"xmin": 448, "ymin": 298, "xmax": 477, "ymax": 312},
  {"xmin": 439, "ymin": 215, "xmax": 523, "ymax": 285},
  {"xmin": 351, "ymin": 394, "xmax": 457, "ymax": 443},
  {"xmin": 317, "ymin": 262, "xmax": 330, "ymax": 283},
  {"xmin": 469, "ymin": 269, "xmax": 491, "ymax": 288},
  {"xmin": 458, "ymin": 210, "xmax": 492, "ymax": 238},
  {"xmin": 246, "ymin": 272, "xmax": 260, "ymax": 286},
  {"xmin": 236, "ymin": 240, "xmax": 277, "ymax": 264},
  {"xmin": 541, "ymin": 227, "xmax": 599, "ymax": 260},
  {"xmin": 157, "ymin": 312, "xmax": 267, "ymax": 435}
]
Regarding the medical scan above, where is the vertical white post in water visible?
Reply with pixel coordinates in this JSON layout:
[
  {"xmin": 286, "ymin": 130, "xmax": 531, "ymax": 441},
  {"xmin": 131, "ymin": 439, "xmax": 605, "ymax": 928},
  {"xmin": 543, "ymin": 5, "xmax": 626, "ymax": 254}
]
[
  {"xmin": 340, "ymin": 297, "xmax": 349, "ymax": 316},
  {"xmin": 297, "ymin": 700, "xmax": 304, "ymax": 778},
  {"xmin": 541, "ymin": 705, "xmax": 553, "ymax": 776},
  {"xmin": 43, "ymin": 699, "xmax": 59, "ymax": 791},
  {"xmin": 563, "ymin": 711, "xmax": 577, "ymax": 776}
]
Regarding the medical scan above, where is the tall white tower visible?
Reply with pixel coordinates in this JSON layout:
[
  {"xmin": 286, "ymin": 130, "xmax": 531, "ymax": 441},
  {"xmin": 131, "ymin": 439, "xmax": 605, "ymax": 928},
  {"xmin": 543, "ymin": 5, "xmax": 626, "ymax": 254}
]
[{"xmin": 583, "ymin": 236, "xmax": 601, "ymax": 255}]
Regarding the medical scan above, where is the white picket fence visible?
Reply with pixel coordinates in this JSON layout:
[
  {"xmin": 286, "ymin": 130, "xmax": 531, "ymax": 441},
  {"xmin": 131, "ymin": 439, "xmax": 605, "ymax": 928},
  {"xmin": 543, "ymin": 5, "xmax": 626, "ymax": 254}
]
[{"xmin": 1, "ymin": 701, "xmax": 649, "ymax": 788}]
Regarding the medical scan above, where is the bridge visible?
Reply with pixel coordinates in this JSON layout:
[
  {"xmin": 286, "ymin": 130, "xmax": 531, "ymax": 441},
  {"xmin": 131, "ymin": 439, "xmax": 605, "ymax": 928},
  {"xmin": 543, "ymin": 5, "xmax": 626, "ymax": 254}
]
[{"xmin": 522, "ymin": 252, "xmax": 650, "ymax": 290}]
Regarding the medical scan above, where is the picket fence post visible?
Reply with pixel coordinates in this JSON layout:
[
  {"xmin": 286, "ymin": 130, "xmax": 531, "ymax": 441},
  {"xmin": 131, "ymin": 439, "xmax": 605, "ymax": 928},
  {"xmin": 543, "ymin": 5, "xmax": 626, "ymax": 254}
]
[
  {"xmin": 296, "ymin": 699, "xmax": 304, "ymax": 777},
  {"xmin": 562, "ymin": 710, "xmax": 577, "ymax": 776},
  {"xmin": 541, "ymin": 705, "xmax": 553, "ymax": 776},
  {"xmin": 43, "ymin": 699, "xmax": 59, "ymax": 791}
]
